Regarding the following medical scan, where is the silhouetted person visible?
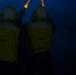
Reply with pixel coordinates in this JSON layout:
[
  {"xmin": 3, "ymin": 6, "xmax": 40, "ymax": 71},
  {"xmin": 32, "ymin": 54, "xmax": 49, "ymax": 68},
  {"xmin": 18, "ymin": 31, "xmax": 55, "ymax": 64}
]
[
  {"xmin": 21, "ymin": 6, "xmax": 56, "ymax": 75},
  {"xmin": 0, "ymin": 6, "xmax": 21, "ymax": 75}
]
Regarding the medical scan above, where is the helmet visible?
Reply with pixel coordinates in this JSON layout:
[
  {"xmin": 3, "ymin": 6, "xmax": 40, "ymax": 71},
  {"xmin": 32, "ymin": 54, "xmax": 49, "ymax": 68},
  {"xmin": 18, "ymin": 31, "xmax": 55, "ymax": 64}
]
[
  {"xmin": 2, "ymin": 6, "xmax": 17, "ymax": 21},
  {"xmin": 32, "ymin": 6, "xmax": 48, "ymax": 20}
]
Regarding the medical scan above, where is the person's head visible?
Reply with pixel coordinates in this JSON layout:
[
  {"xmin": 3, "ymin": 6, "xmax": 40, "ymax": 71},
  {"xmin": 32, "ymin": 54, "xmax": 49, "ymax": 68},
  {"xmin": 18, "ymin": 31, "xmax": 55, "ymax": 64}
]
[
  {"xmin": 2, "ymin": 6, "xmax": 17, "ymax": 21},
  {"xmin": 31, "ymin": 6, "xmax": 49, "ymax": 21}
]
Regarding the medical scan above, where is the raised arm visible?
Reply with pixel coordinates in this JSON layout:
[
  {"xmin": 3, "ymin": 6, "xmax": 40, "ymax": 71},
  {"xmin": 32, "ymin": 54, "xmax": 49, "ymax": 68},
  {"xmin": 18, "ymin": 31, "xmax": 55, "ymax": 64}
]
[{"xmin": 18, "ymin": 0, "xmax": 30, "ymax": 17}]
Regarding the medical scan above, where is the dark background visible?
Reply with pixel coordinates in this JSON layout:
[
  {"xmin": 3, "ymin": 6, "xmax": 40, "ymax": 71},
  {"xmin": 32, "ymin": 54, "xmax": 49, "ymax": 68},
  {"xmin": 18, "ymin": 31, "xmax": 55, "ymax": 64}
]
[{"xmin": 0, "ymin": 0, "xmax": 76, "ymax": 75}]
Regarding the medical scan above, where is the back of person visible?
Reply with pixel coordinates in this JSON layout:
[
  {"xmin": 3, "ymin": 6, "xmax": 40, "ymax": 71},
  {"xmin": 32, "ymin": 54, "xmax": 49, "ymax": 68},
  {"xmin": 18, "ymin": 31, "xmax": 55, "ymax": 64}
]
[
  {"xmin": 0, "ymin": 6, "xmax": 20, "ymax": 75},
  {"xmin": 27, "ymin": 6, "xmax": 56, "ymax": 75}
]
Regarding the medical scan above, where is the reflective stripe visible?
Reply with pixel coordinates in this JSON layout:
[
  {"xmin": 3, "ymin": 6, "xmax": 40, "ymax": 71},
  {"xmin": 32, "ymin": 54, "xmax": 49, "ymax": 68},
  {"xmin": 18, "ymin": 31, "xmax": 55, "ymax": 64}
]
[
  {"xmin": 32, "ymin": 23, "xmax": 49, "ymax": 28},
  {"xmin": 0, "ymin": 23, "xmax": 17, "ymax": 30}
]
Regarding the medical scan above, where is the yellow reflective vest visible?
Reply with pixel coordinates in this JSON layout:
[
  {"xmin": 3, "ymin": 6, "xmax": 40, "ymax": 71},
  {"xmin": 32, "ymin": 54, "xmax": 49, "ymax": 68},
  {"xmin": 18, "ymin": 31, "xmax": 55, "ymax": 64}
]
[
  {"xmin": 28, "ymin": 21, "xmax": 53, "ymax": 54},
  {"xmin": 0, "ymin": 22, "xmax": 20, "ymax": 62}
]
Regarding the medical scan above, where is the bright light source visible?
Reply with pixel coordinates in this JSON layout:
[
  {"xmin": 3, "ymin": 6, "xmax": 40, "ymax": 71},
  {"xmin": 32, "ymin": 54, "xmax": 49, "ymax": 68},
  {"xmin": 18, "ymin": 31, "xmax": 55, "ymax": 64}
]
[
  {"xmin": 24, "ymin": 0, "xmax": 30, "ymax": 8},
  {"xmin": 41, "ymin": 0, "xmax": 45, "ymax": 7}
]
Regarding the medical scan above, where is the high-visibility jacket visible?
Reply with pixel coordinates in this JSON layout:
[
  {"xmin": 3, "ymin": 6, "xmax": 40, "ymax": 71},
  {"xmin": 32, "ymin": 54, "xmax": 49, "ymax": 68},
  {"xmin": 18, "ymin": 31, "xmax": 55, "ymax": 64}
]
[
  {"xmin": 28, "ymin": 20, "xmax": 53, "ymax": 54},
  {"xmin": 0, "ymin": 22, "xmax": 20, "ymax": 63}
]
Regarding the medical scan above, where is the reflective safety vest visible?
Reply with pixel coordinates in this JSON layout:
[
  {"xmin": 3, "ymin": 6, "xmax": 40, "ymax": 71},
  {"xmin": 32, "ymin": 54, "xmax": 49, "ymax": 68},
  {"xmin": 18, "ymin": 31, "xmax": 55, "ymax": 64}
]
[
  {"xmin": 28, "ymin": 21, "xmax": 53, "ymax": 54},
  {"xmin": 0, "ymin": 22, "xmax": 20, "ymax": 62}
]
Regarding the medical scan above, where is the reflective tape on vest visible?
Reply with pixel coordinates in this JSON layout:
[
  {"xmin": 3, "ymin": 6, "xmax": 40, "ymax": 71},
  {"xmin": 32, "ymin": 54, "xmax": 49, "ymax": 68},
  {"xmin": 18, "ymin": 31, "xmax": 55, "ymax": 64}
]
[{"xmin": 0, "ymin": 23, "xmax": 17, "ymax": 30}]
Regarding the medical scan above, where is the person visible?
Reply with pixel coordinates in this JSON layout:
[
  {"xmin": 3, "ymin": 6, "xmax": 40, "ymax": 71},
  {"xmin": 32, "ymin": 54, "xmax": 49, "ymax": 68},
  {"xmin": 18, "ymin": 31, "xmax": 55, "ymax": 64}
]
[
  {"xmin": 26, "ymin": 6, "xmax": 56, "ymax": 75},
  {"xmin": 27, "ymin": 6, "xmax": 55, "ymax": 75},
  {"xmin": 17, "ymin": 0, "xmax": 31, "ymax": 74},
  {"xmin": 18, "ymin": 0, "xmax": 30, "ymax": 61},
  {"xmin": 0, "ymin": 6, "xmax": 21, "ymax": 75}
]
